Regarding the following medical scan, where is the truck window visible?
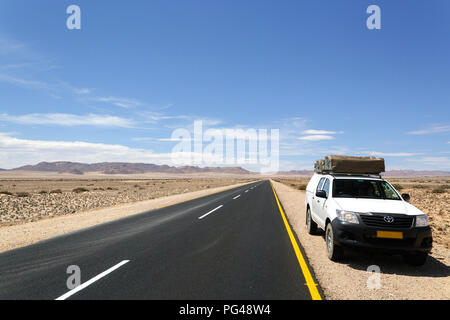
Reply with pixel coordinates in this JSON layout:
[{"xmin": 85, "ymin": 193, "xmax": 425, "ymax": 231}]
[
  {"xmin": 332, "ymin": 179, "xmax": 401, "ymax": 200},
  {"xmin": 316, "ymin": 178, "xmax": 325, "ymax": 192},
  {"xmin": 380, "ymin": 181, "xmax": 402, "ymax": 200},
  {"xmin": 322, "ymin": 179, "xmax": 330, "ymax": 197}
]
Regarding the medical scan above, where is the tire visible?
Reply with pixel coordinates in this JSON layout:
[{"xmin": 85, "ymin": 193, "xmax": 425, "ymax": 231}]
[
  {"xmin": 306, "ymin": 207, "xmax": 318, "ymax": 235},
  {"xmin": 325, "ymin": 223, "xmax": 344, "ymax": 261},
  {"xmin": 403, "ymin": 252, "xmax": 428, "ymax": 266}
]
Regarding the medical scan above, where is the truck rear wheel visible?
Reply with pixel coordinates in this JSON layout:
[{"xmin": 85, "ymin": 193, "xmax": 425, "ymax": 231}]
[
  {"xmin": 306, "ymin": 207, "xmax": 318, "ymax": 235},
  {"xmin": 326, "ymin": 223, "xmax": 344, "ymax": 261}
]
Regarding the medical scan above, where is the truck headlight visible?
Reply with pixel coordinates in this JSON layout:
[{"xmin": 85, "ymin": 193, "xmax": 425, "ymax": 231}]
[
  {"xmin": 415, "ymin": 215, "xmax": 429, "ymax": 227},
  {"xmin": 336, "ymin": 210, "xmax": 359, "ymax": 224}
]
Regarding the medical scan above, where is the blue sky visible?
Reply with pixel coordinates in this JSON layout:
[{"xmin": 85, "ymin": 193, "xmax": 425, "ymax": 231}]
[{"xmin": 0, "ymin": 0, "xmax": 449, "ymax": 171}]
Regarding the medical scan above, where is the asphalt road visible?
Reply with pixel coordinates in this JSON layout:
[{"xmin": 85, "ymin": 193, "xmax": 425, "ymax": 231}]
[{"xmin": 0, "ymin": 180, "xmax": 321, "ymax": 300}]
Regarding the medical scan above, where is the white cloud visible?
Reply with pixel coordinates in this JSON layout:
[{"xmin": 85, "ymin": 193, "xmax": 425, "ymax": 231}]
[
  {"xmin": 0, "ymin": 37, "xmax": 25, "ymax": 55},
  {"xmin": 94, "ymin": 96, "xmax": 142, "ymax": 108},
  {"xmin": 296, "ymin": 128, "xmax": 343, "ymax": 142},
  {"xmin": 140, "ymin": 112, "xmax": 190, "ymax": 123},
  {"xmin": 404, "ymin": 157, "xmax": 450, "ymax": 170},
  {"xmin": 297, "ymin": 135, "xmax": 335, "ymax": 141},
  {"xmin": 158, "ymin": 137, "xmax": 192, "ymax": 142},
  {"xmin": 360, "ymin": 151, "xmax": 422, "ymax": 157},
  {"xmin": 1, "ymin": 63, "xmax": 31, "ymax": 70},
  {"xmin": 302, "ymin": 129, "xmax": 343, "ymax": 135},
  {"xmin": 131, "ymin": 137, "xmax": 156, "ymax": 142},
  {"xmin": 0, "ymin": 113, "xmax": 135, "ymax": 128},
  {"xmin": 0, "ymin": 133, "xmax": 179, "ymax": 169},
  {"xmin": 408, "ymin": 125, "xmax": 450, "ymax": 135},
  {"xmin": 0, "ymin": 73, "xmax": 49, "ymax": 89},
  {"xmin": 72, "ymin": 87, "xmax": 91, "ymax": 95}
]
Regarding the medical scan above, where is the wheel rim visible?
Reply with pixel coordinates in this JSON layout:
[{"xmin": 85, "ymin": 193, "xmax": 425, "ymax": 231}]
[{"xmin": 327, "ymin": 229, "xmax": 333, "ymax": 253}]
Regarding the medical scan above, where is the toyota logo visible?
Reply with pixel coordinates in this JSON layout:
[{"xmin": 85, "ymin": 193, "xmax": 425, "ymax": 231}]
[{"xmin": 384, "ymin": 216, "xmax": 395, "ymax": 223}]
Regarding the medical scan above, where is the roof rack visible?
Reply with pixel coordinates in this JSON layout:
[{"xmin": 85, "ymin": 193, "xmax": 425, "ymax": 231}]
[{"xmin": 319, "ymin": 171, "xmax": 383, "ymax": 179}]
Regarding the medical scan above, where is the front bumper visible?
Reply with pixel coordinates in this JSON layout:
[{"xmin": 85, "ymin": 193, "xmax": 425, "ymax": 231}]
[{"xmin": 331, "ymin": 218, "xmax": 432, "ymax": 253}]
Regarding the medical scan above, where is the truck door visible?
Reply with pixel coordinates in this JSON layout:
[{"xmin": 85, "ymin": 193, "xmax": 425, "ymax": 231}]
[
  {"xmin": 316, "ymin": 178, "xmax": 330, "ymax": 226},
  {"xmin": 311, "ymin": 178, "xmax": 325, "ymax": 224}
]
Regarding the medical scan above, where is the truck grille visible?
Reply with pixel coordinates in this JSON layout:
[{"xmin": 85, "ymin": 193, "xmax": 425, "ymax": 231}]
[{"xmin": 359, "ymin": 213, "xmax": 414, "ymax": 229}]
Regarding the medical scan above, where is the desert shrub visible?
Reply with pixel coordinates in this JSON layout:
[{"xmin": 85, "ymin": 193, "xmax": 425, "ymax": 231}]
[
  {"xmin": 439, "ymin": 184, "xmax": 450, "ymax": 189},
  {"xmin": 297, "ymin": 184, "xmax": 307, "ymax": 190},
  {"xmin": 412, "ymin": 184, "xmax": 429, "ymax": 189},
  {"xmin": 94, "ymin": 188, "xmax": 105, "ymax": 191},
  {"xmin": 106, "ymin": 187, "xmax": 118, "ymax": 191},
  {"xmin": 16, "ymin": 192, "xmax": 30, "ymax": 198},
  {"xmin": 50, "ymin": 189, "xmax": 63, "ymax": 194},
  {"xmin": 392, "ymin": 184, "xmax": 404, "ymax": 190},
  {"xmin": 0, "ymin": 191, "xmax": 13, "ymax": 196},
  {"xmin": 39, "ymin": 190, "xmax": 48, "ymax": 194},
  {"xmin": 73, "ymin": 187, "xmax": 89, "ymax": 193},
  {"xmin": 432, "ymin": 188, "xmax": 446, "ymax": 194}
]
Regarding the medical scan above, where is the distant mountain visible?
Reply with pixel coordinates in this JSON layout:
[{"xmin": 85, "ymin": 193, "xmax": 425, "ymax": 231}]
[
  {"xmin": 11, "ymin": 162, "xmax": 251, "ymax": 175},
  {"xmin": 381, "ymin": 170, "xmax": 450, "ymax": 177},
  {"xmin": 275, "ymin": 170, "xmax": 314, "ymax": 175},
  {"xmin": 5, "ymin": 162, "xmax": 450, "ymax": 177}
]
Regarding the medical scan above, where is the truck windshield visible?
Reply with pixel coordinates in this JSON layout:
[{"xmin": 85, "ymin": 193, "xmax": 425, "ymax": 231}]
[{"xmin": 332, "ymin": 179, "xmax": 401, "ymax": 200}]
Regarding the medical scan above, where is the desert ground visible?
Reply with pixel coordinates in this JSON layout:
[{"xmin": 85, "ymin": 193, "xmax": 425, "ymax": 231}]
[
  {"xmin": 0, "ymin": 172, "xmax": 448, "ymax": 300},
  {"xmin": 0, "ymin": 172, "xmax": 255, "ymax": 226}
]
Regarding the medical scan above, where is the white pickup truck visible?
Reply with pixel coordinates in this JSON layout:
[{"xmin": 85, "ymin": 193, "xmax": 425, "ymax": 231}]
[{"xmin": 305, "ymin": 173, "xmax": 432, "ymax": 266}]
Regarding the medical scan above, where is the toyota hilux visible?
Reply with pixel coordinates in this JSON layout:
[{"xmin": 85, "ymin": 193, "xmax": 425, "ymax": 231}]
[{"xmin": 305, "ymin": 173, "xmax": 433, "ymax": 266}]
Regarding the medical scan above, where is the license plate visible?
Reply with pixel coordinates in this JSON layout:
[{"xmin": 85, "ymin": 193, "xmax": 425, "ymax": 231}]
[{"xmin": 377, "ymin": 231, "xmax": 403, "ymax": 239}]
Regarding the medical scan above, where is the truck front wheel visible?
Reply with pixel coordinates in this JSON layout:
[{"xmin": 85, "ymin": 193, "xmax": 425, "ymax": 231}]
[{"xmin": 326, "ymin": 223, "xmax": 344, "ymax": 261}]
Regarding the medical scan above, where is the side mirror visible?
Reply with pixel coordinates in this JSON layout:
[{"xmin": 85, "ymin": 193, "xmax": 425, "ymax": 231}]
[
  {"xmin": 402, "ymin": 193, "xmax": 411, "ymax": 202},
  {"xmin": 316, "ymin": 190, "xmax": 327, "ymax": 198}
]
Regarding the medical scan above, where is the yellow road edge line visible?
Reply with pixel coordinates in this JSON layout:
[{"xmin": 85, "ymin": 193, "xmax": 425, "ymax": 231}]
[{"xmin": 270, "ymin": 182, "xmax": 322, "ymax": 301}]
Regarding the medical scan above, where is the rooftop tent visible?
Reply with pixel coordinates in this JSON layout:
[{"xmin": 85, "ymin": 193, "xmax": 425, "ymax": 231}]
[{"xmin": 314, "ymin": 155, "xmax": 385, "ymax": 174}]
